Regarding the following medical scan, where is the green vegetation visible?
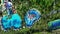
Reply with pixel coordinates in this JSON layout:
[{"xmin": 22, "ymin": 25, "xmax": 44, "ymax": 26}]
[{"xmin": 0, "ymin": 0, "xmax": 60, "ymax": 34}]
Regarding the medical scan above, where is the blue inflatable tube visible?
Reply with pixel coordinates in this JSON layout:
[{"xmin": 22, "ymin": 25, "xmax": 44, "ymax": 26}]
[
  {"xmin": 1, "ymin": 15, "xmax": 11, "ymax": 30},
  {"xmin": 25, "ymin": 8, "xmax": 41, "ymax": 27},
  {"xmin": 48, "ymin": 19, "xmax": 60, "ymax": 30},
  {"xmin": 11, "ymin": 14, "xmax": 22, "ymax": 29}
]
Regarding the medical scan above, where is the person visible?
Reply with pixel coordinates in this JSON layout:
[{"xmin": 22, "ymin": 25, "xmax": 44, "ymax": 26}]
[
  {"xmin": 0, "ymin": 11, "xmax": 2, "ymax": 16},
  {"xmin": 0, "ymin": 11, "xmax": 2, "ymax": 26},
  {"xmin": 12, "ymin": 6, "xmax": 16, "ymax": 14},
  {"xmin": 4, "ymin": 0, "xmax": 13, "ymax": 15}
]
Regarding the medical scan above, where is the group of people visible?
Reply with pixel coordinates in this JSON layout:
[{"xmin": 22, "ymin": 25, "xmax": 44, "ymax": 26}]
[
  {"xmin": 3, "ymin": 0, "xmax": 16, "ymax": 16},
  {"xmin": 0, "ymin": 0, "xmax": 18, "ymax": 31}
]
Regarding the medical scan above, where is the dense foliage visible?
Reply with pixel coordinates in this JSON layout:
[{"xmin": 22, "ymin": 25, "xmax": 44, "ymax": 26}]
[{"xmin": 0, "ymin": 0, "xmax": 60, "ymax": 34}]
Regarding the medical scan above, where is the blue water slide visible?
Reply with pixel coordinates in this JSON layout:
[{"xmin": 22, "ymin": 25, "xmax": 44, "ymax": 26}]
[{"xmin": 1, "ymin": 13, "xmax": 22, "ymax": 30}]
